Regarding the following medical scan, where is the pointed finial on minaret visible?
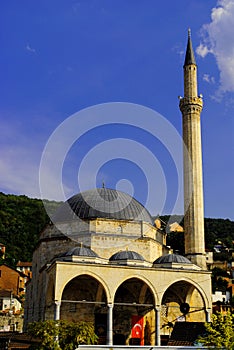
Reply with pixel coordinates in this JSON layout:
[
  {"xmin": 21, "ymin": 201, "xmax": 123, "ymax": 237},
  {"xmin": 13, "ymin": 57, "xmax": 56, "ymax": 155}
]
[
  {"xmin": 188, "ymin": 28, "xmax": 191, "ymax": 38},
  {"xmin": 184, "ymin": 28, "xmax": 196, "ymax": 67}
]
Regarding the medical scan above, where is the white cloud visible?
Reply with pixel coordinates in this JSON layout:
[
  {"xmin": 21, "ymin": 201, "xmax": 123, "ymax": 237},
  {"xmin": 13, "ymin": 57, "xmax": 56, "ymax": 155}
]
[
  {"xmin": 197, "ymin": 0, "xmax": 234, "ymax": 94},
  {"xmin": 196, "ymin": 44, "xmax": 212, "ymax": 58},
  {"xmin": 26, "ymin": 44, "xmax": 36, "ymax": 53},
  {"xmin": 203, "ymin": 74, "xmax": 215, "ymax": 84}
]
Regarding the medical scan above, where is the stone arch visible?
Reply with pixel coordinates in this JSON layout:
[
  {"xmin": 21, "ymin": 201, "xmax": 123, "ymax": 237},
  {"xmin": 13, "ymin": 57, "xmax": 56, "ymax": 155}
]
[
  {"xmin": 56, "ymin": 270, "xmax": 111, "ymax": 302},
  {"xmin": 113, "ymin": 273, "xmax": 159, "ymax": 305},
  {"xmin": 160, "ymin": 276, "xmax": 210, "ymax": 308},
  {"xmin": 113, "ymin": 276, "xmax": 156, "ymax": 346},
  {"xmin": 160, "ymin": 278, "xmax": 208, "ymax": 336},
  {"xmin": 59, "ymin": 274, "xmax": 108, "ymax": 326}
]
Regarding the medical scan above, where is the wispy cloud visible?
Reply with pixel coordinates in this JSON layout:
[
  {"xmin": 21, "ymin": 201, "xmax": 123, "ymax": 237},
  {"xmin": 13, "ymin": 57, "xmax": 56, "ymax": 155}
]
[
  {"xmin": 0, "ymin": 142, "xmax": 73, "ymax": 201},
  {"xmin": 0, "ymin": 117, "xmax": 48, "ymax": 199},
  {"xmin": 196, "ymin": 44, "xmax": 212, "ymax": 58},
  {"xmin": 0, "ymin": 145, "xmax": 40, "ymax": 198},
  {"xmin": 196, "ymin": 0, "xmax": 234, "ymax": 96},
  {"xmin": 203, "ymin": 74, "xmax": 215, "ymax": 84},
  {"xmin": 26, "ymin": 44, "xmax": 36, "ymax": 53},
  {"xmin": 172, "ymin": 44, "xmax": 184, "ymax": 59}
]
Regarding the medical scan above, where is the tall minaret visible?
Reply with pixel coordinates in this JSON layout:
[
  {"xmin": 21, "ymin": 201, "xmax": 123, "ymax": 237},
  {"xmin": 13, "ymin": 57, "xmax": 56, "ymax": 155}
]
[{"xmin": 179, "ymin": 29, "xmax": 206, "ymax": 269}]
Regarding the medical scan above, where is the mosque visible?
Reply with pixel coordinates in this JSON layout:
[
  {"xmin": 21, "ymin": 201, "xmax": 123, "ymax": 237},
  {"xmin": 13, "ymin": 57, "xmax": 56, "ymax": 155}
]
[{"xmin": 24, "ymin": 31, "xmax": 212, "ymax": 346}]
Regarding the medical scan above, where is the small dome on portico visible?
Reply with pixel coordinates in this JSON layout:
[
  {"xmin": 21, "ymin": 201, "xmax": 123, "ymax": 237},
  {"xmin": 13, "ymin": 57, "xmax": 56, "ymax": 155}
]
[{"xmin": 109, "ymin": 250, "xmax": 144, "ymax": 261}]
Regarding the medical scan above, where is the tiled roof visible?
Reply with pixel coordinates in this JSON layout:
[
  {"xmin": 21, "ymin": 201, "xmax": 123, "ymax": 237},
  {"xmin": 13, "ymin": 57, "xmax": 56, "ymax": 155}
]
[
  {"xmin": 168, "ymin": 322, "xmax": 206, "ymax": 346},
  {"xmin": 16, "ymin": 262, "xmax": 32, "ymax": 267}
]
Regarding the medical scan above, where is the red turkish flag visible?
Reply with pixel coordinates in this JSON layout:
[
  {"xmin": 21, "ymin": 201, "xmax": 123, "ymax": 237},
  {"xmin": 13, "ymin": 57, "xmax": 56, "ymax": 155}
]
[{"xmin": 131, "ymin": 315, "xmax": 144, "ymax": 345}]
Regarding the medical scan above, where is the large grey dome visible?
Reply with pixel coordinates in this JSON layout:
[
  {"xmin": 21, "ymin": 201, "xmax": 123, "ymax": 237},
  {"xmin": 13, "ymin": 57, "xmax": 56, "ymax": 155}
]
[
  {"xmin": 53, "ymin": 188, "xmax": 153, "ymax": 224},
  {"xmin": 154, "ymin": 254, "xmax": 192, "ymax": 265},
  {"xmin": 109, "ymin": 250, "xmax": 144, "ymax": 261}
]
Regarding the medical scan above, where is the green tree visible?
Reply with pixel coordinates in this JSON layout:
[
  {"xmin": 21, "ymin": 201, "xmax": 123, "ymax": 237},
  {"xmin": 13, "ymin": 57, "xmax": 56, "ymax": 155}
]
[
  {"xmin": 59, "ymin": 320, "xmax": 98, "ymax": 349},
  {"xmin": 27, "ymin": 320, "xmax": 98, "ymax": 350},
  {"xmin": 211, "ymin": 267, "xmax": 229, "ymax": 293},
  {"xmin": 198, "ymin": 312, "xmax": 234, "ymax": 349},
  {"xmin": 0, "ymin": 192, "xmax": 61, "ymax": 266},
  {"xmin": 27, "ymin": 320, "xmax": 60, "ymax": 350}
]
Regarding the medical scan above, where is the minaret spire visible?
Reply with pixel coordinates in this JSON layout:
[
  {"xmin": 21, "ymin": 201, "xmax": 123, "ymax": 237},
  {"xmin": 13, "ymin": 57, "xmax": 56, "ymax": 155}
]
[
  {"xmin": 179, "ymin": 30, "xmax": 206, "ymax": 269},
  {"xmin": 184, "ymin": 28, "xmax": 196, "ymax": 67},
  {"xmin": 182, "ymin": 29, "xmax": 198, "ymax": 99}
]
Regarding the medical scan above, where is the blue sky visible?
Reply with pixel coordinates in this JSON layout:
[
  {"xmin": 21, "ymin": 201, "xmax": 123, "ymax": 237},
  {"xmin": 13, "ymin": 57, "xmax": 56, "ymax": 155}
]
[{"xmin": 0, "ymin": 0, "xmax": 233, "ymax": 220}]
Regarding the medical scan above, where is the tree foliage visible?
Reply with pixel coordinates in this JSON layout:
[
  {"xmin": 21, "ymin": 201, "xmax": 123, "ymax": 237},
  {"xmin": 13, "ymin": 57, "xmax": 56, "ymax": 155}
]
[
  {"xmin": 211, "ymin": 267, "xmax": 229, "ymax": 293},
  {"xmin": 27, "ymin": 320, "xmax": 98, "ymax": 350},
  {"xmin": 0, "ymin": 192, "xmax": 60, "ymax": 266},
  {"xmin": 205, "ymin": 218, "xmax": 234, "ymax": 249},
  {"xmin": 159, "ymin": 215, "xmax": 234, "ymax": 255},
  {"xmin": 198, "ymin": 312, "xmax": 234, "ymax": 349}
]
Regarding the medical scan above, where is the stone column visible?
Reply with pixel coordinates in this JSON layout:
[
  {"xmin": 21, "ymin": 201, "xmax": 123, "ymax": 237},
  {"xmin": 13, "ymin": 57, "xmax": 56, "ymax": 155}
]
[
  {"xmin": 155, "ymin": 306, "xmax": 161, "ymax": 346},
  {"xmin": 206, "ymin": 308, "xmax": 211, "ymax": 322},
  {"xmin": 107, "ymin": 303, "xmax": 113, "ymax": 345},
  {"xmin": 54, "ymin": 300, "xmax": 61, "ymax": 321}
]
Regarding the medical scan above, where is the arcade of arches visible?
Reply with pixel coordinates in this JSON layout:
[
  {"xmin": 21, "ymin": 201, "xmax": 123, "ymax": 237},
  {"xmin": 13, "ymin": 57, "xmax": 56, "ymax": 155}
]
[
  {"xmin": 33, "ymin": 258, "xmax": 211, "ymax": 346},
  {"xmin": 24, "ymin": 189, "xmax": 212, "ymax": 346}
]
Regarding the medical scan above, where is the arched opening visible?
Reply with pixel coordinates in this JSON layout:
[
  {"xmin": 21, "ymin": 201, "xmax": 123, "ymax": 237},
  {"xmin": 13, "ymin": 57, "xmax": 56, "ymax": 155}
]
[
  {"xmin": 60, "ymin": 274, "xmax": 107, "ymax": 343},
  {"xmin": 161, "ymin": 280, "xmax": 206, "ymax": 339},
  {"xmin": 113, "ymin": 278, "xmax": 155, "ymax": 346}
]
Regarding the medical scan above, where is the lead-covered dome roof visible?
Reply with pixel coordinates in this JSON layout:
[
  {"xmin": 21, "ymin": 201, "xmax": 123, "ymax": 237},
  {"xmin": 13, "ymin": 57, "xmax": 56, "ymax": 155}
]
[
  {"xmin": 63, "ymin": 246, "xmax": 98, "ymax": 257},
  {"xmin": 53, "ymin": 188, "xmax": 153, "ymax": 224},
  {"xmin": 109, "ymin": 250, "xmax": 144, "ymax": 261},
  {"xmin": 154, "ymin": 253, "xmax": 192, "ymax": 265}
]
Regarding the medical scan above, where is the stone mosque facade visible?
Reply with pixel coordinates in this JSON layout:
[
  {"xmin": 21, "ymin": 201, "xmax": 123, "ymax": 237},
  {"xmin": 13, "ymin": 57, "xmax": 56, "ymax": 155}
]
[{"xmin": 24, "ymin": 32, "xmax": 212, "ymax": 346}]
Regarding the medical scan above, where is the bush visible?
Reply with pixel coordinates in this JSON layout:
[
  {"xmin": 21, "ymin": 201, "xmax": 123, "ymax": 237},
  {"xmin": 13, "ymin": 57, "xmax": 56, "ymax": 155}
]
[
  {"xmin": 198, "ymin": 311, "xmax": 234, "ymax": 349},
  {"xmin": 27, "ymin": 320, "xmax": 98, "ymax": 350}
]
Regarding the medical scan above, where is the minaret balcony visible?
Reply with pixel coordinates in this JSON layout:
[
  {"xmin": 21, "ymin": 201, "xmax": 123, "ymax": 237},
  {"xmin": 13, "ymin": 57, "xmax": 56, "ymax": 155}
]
[{"xmin": 179, "ymin": 96, "xmax": 203, "ymax": 114}]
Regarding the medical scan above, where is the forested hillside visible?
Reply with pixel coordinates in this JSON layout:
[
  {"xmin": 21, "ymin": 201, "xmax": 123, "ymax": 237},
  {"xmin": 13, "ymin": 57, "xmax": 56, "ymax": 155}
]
[
  {"xmin": 0, "ymin": 192, "xmax": 60, "ymax": 266},
  {"xmin": 0, "ymin": 193, "xmax": 233, "ymax": 267},
  {"xmin": 161, "ymin": 215, "xmax": 234, "ymax": 256}
]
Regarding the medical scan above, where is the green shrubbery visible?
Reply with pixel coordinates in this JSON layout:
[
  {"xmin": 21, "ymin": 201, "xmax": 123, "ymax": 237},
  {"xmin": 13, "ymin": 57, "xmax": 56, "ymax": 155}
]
[
  {"xmin": 27, "ymin": 320, "xmax": 98, "ymax": 350},
  {"xmin": 198, "ymin": 312, "xmax": 234, "ymax": 349}
]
